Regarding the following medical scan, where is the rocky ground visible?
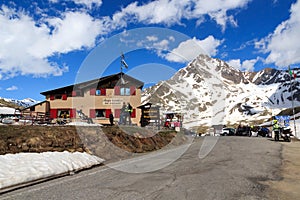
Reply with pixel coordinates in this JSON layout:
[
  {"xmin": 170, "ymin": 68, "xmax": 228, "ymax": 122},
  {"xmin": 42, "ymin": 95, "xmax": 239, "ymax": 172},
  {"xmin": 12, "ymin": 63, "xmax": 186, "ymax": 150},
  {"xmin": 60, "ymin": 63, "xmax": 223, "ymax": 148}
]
[{"xmin": 0, "ymin": 125, "xmax": 188, "ymax": 162}]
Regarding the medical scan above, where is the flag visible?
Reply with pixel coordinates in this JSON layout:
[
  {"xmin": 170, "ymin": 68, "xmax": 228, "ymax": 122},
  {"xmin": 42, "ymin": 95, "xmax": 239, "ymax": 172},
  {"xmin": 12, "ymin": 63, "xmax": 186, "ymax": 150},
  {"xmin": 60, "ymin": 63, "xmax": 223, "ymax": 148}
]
[
  {"xmin": 293, "ymin": 71, "xmax": 297, "ymax": 79},
  {"xmin": 121, "ymin": 59, "xmax": 128, "ymax": 69},
  {"xmin": 121, "ymin": 53, "xmax": 128, "ymax": 69},
  {"xmin": 288, "ymin": 66, "xmax": 296, "ymax": 79}
]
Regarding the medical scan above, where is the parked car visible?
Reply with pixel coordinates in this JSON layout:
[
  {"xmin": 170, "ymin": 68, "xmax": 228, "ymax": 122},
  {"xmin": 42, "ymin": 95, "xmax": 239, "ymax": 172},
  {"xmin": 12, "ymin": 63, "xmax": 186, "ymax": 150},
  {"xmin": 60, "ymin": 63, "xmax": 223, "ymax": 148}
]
[
  {"xmin": 236, "ymin": 125, "xmax": 251, "ymax": 136},
  {"xmin": 221, "ymin": 128, "xmax": 236, "ymax": 136}
]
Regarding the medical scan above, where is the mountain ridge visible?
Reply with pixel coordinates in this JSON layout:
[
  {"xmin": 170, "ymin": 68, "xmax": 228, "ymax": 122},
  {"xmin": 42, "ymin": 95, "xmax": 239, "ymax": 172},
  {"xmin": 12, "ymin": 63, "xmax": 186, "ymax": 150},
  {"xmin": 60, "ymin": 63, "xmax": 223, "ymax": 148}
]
[
  {"xmin": 142, "ymin": 54, "xmax": 300, "ymax": 129},
  {"xmin": 0, "ymin": 97, "xmax": 38, "ymax": 109}
]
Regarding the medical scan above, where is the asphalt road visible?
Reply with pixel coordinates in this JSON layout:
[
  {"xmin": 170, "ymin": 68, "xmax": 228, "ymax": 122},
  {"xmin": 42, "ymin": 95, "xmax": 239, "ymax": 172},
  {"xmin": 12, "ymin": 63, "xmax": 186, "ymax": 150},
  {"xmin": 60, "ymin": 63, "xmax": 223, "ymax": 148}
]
[{"xmin": 0, "ymin": 136, "xmax": 282, "ymax": 200}]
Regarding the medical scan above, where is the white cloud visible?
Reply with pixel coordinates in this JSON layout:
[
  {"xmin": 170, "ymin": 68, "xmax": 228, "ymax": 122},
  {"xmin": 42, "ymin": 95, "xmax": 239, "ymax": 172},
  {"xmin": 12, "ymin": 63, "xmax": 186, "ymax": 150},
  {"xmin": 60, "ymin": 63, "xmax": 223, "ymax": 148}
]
[
  {"xmin": 146, "ymin": 35, "xmax": 159, "ymax": 42},
  {"xmin": 257, "ymin": 0, "xmax": 300, "ymax": 67},
  {"xmin": 49, "ymin": 0, "xmax": 102, "ymax": 9},
  {"xmin": 153, "ymin": 39, "xmax": 170, "ymax": 51},
  {"xmin": 6, "ymin": 86, "xmax": 18, "ymax": 91},
  {"xmin": 0, "ymin": 0, "xmax": 252, "ymax": 80},
  {"xmin": 0, "ymin": 6, "xmax": 105, "ymax": 79},
  {"xmin": 227, "ymin": 59, "xmax": 241, "ymax": 69},
  {"xmin": 32, "ymin": 11, "xmax": 104, "ymax": 57},
  {"xmin": 192, "ymin": 0, "xmax": 250, "ymax": 30},
  {"xmin": 165, "ymin": 36, "xmax": 222, "ymax": 63},
  {"xmin": 72, "ymin": 0, "xmax": 102, "ymax": 9},
  {"xmin": 111, "ymin": 0, "xmax": 251, "ymax": 30},
  {"xmin": 228, "ymin": 58, "xmax": 258, "ymax": 72}
]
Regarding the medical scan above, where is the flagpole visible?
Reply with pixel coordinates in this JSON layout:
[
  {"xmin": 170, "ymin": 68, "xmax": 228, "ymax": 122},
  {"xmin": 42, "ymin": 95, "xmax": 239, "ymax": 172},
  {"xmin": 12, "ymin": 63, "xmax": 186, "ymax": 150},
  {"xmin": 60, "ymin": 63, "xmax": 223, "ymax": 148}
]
[
  {"xmin": 289, "ymin": 65, "xmax": 297, "ymax": 138},
  {"xmin": 120, "ymin": 53, "xmax": 123, "ymax": 75},
  {"xmin": 120, "ymin": 53, "xmax": 124, "ymax": 84}
]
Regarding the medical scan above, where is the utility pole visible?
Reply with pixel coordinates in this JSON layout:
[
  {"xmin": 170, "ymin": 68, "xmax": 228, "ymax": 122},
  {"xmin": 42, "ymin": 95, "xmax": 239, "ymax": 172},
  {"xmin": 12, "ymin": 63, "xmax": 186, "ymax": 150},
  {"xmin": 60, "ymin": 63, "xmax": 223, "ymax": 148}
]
[{"xmin": 288, "ymin": 65, "xmax": 297, "ymax": 138}]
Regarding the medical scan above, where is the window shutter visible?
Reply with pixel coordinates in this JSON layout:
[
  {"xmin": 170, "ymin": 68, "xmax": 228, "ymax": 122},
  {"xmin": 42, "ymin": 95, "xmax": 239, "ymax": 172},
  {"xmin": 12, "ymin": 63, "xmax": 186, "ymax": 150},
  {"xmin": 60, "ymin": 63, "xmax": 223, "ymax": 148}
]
[
  {"xmin": 62, "ymin": 94, "xmax": 67, "ymax": 100},
  {"xmin": 131, "ymin": 109, "xmax": 136, "ymax": 118},
  {"xmin": 115, "ymin": 109, "xmax": 121, "ymax": 118},
  {"xmin": 90, "ymin": 88, "xmax": 96, "ymax": 95},
  {"xmin": 50, "ymin": 95, "xmax": 55, "ymax": 100},
  {"xmin": 105, "ymin": 109, "xmax": 112, "ymax": 118},
  {"xmin": 72, "ymin": 91, "xmax": 77, "ymax": 97},
  {"xmin": 114, "ymin": 86, "xmax": 120, "ymax": 95},
  {"xmin": 130, "ymin": 86, "xmax": 136, "ymax": 95},
  {"xmin": 50, "ymin": 109, "xmax": 57, "ymax": 119},
  {"xmin": 101, "ymin": 88, "xmax": 106, "ymax": 96},
  {"xmin": 70, "ymin": 109, "xmax": 76, "ymax": 118},
  {"xmin": 89, "ymin": 109, "xmax": 96, "ymax": 118}
]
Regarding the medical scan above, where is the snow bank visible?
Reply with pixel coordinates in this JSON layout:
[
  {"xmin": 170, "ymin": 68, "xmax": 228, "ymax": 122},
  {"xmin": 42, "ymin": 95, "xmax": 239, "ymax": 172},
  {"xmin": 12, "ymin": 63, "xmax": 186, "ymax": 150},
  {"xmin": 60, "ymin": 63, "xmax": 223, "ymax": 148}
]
[
  {"xmin": 0, "ymin": 107, "xmax": 15, "ymax": 115},
  {"xmin": 66, "ymin": 121, "xmax": 103, "ymax": 126},
  {"xmin": 0, "ymin": 151, "xmax": 104, "ymax": 189}
]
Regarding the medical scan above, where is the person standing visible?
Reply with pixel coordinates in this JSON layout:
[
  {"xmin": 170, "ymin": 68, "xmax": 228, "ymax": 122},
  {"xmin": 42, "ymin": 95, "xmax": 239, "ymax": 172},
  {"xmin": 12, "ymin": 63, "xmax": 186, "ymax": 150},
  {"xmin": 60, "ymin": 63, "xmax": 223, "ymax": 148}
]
[
  {"xmin": 119, "ymin": 102, "xmax": 126, "ymax": 125},
  {"xmin": 273, "ymin": 120, "xmax": 280, "ymax": 141},
  {"xmin": 109, "ymin": 113, "xmax": 114, "ymax": 126},
  {"xmin": 125, "ymin": 103, "xmax": 133, "ymax": 125}
]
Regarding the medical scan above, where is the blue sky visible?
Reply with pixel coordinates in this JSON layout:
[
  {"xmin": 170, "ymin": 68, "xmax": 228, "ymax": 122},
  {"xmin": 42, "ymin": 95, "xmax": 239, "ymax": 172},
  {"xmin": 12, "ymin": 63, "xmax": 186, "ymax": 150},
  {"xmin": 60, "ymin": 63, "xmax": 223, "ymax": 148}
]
[{"xmin": 0, "ymin": 0, "xmax": 300, "ymax": 101}]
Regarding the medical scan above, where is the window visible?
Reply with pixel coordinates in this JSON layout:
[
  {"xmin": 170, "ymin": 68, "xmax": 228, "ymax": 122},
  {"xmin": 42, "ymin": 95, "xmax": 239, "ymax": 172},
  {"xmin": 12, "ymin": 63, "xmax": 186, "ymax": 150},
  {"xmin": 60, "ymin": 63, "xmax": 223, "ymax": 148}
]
[
  {"xmin": 58, "ymin": 110, "xmax": 70, "ymax": 118},
  {"xmin": 72, "ymin": 90, "xmax": 83, "ymax": 97},
  {"xmin": 90, "ymin": 109, "xmax": 112, "ymax": 118},
  {"xmin": 96, "ymin": 109, "xmax": 105, "ymax": 118},
  {"xmin": 95, "ymin": 109, "xmax": 111, "ymax": 118},
  {"xmin": 114, "ymin": 86, "xmax": 136, "ymax": 96},
  {"xmin": 120, "ymin": 88, "xmax": 130, "ymax": 96},
  {"xmin": 50, "ymin": 94, "xmax": 68, "ymax": 100},
  {"xmin": 55, "ymin": 95, "xmax": 62, "ymax": 100},
  {"xmin": 91, "ymin": 88, "xmax": 106, "ymax": 96},
  {"xmin": 54, "ymin": 109, "xmax": 76, "ymax": 118},
  {"xmin": 95, "ymin": 90, "xmax": 101, "ymax": 96},
  {"xmin": 96, "ymin": 89, "xmax": 106, "ymax": 96}
]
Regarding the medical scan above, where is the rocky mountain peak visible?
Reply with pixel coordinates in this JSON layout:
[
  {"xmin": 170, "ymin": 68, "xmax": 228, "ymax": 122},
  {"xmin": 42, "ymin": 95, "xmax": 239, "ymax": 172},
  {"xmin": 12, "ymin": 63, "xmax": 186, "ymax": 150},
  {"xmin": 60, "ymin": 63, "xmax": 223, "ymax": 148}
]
[{"xmin": 142, "ymin": 54, "xmax": 300, "ymax": 129}]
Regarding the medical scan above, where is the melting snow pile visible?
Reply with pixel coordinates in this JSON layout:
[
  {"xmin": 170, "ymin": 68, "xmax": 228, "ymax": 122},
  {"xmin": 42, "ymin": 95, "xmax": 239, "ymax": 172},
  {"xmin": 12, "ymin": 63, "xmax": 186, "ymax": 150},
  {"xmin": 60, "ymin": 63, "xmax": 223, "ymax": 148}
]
[{"xmin": 0, "ymin": 151, "xmax": 104, "ymax": 189}]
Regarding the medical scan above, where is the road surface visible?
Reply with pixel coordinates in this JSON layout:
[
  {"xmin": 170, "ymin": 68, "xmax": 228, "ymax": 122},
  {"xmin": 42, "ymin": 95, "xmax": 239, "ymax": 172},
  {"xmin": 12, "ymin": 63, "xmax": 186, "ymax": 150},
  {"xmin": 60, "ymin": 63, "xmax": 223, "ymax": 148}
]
[{"xmin": 0, "ymin": 136, "xmax": 282, "ymax": 200}]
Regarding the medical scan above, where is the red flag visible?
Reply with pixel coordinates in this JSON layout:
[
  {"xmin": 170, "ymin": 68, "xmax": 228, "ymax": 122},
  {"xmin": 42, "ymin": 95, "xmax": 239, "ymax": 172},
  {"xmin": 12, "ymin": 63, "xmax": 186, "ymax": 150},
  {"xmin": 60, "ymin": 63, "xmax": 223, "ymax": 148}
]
[{"xmin": 288, "ymin": 66, "xmax": 296, "ymax": 79}]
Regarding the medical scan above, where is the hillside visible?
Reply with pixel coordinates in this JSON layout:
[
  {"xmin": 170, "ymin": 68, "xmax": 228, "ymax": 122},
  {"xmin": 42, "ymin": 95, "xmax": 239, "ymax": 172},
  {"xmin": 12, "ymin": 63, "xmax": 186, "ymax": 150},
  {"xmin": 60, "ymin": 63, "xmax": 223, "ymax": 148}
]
[
  {"xmin": 0, "ymin": 125, "xmax": 187, "ymax": 162},
  {"xmin": 142, "ymin": 54, "xmax": 300, "ymax": 129},
  {"xmin": 0, "ymin": 99, "xmax": 22, "ymax": 109},
  {"xmin": 0, "ymin": 98, "xmax": 37, "ymax": 110}
]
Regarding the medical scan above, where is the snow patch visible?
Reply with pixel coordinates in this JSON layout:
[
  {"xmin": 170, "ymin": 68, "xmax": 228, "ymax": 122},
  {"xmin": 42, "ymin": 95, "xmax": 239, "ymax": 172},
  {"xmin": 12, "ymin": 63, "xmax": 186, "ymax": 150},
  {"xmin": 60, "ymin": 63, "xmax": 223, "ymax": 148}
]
[{"xmin": 0, "ymin": 151, "xmax": 104, "ymax": 189}]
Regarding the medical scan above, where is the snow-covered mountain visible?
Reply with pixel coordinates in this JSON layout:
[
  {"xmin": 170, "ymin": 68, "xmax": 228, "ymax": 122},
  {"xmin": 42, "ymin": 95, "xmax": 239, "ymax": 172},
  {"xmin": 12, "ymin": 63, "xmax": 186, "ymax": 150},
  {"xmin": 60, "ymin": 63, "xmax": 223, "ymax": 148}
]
[
  {"xmin": 0, "ymin": 97, "xmax": 38, "ymax": 109},
  {"xmin": 142, "ymin": 54, "xmax": 300, "ymax": 129}
]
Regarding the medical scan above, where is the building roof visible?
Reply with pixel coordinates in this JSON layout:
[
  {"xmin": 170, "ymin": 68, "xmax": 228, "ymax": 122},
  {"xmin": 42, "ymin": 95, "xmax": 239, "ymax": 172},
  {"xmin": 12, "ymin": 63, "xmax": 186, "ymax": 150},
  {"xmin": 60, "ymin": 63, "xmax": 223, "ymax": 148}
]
[
  {"xmin": 21, "ymin": 100, "xmax": 49, "ymax": 111},
  {"xmin": 40, "ymin": 73, "xmax": 144, "ymax": 96}
]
